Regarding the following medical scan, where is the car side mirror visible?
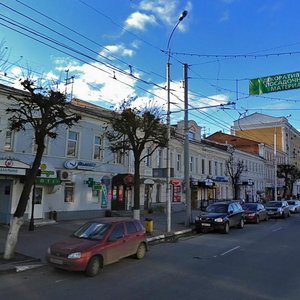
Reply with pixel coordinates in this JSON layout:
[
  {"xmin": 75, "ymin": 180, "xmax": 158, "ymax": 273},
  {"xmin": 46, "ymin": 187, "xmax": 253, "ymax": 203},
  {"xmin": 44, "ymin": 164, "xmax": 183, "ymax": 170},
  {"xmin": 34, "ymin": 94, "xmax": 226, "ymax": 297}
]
[{"xmin": 229, "ymin": 210, "xmax": 234, "ymax": 214}]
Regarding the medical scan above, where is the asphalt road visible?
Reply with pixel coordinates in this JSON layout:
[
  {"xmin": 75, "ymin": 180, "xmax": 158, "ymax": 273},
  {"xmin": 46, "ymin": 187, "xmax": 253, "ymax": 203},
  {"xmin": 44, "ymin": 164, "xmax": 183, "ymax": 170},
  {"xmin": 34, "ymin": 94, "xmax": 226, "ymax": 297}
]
[{"xmin": 1, "ymin": 214, "xmax": 300, "ymax": 300}]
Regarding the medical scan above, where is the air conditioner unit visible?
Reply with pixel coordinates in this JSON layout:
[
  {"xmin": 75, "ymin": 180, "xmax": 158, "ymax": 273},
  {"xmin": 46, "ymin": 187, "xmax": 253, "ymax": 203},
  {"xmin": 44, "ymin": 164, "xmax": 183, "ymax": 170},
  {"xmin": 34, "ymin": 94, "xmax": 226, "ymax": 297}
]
[{"xmin": 59, "ymin": 170, "xmax": 72, "ymax": 181}]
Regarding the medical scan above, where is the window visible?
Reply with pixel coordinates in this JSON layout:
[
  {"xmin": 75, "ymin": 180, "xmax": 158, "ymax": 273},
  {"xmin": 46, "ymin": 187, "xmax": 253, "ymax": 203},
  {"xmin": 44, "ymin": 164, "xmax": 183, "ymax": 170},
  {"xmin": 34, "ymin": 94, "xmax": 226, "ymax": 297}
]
[
  {"xmin": 157, "ymin": 148, "xmax": 162, "ymax": 167},
  {"xmin": 190, "ymin": 156, "xmax": 193, "ymax": 172},
  {"xmin": 126, "ymin": 222, "xmax": 138, "ymax": 234},
  {"xmin": 208, "ymin": 160, "xmax": 212, "ymax": 175},
  {"xmin": 214, "ymin": 161, "xmax": 218, "ymax": 176},
  {"xmin": 94, "ymin": 136, "xmax": 103, "ymax": 160},
  {"xmin": 109, "ymin": 223, "xmax": 125, "ymax": 240},
  {"xmin": 220, "ymin": 163, "xmax": 223, "ymax": 175},
  {"xmin": 64, "ymin": 183, "xmax": 74, "ymax": 203},
  {"xmin": 4, "ymin": 130, "xmax": 14, "ymax": 151},
  {"xmin": 177, "ymin": 154, "xmax": 182, "ymax": 171},
  {"xmin": 195, "ymin": 157, "xmax": 199, "ymax": 174},
  {"xmin": 114, "ymin": 150, "xmax": 124, "ymax": 164},
  {"xmin": 145, "ymin": 147, "xmax": 152, "ymax": 167},
  {"xmin": 202, "ymin": 159, "xmax": 205, "ymax": 174},
  {"xmin": 188, "ymin": 131, "xmax": 195, "ymax": 140},
  {"xmin": 91, "ymin": 189, "xmax": 101, "ymax": 203},
  {"xmin": 67, "ymin": 131, "xmax": 79, "ymax": 157}
]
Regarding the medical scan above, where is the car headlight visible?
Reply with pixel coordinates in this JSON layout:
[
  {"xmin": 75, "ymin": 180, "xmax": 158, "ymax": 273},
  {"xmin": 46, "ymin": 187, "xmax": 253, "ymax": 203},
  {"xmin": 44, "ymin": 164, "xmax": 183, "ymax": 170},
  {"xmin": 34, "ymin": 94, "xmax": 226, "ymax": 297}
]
[
  {"xmin": 68, "ymin": 252, "xmax": 82, "ymax": 259},
  {"xmin": 248, "ymin": 213, "xmax": 255, "ymax": 217},
  {"xmin": 214, "ymin": 217, "xmax": 224, "ymax": 223}
]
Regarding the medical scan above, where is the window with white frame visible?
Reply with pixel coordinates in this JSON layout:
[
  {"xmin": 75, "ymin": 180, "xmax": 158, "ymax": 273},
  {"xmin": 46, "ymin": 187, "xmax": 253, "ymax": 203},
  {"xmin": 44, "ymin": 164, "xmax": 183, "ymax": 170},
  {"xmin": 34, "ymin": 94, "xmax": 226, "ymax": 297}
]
[
  {"xmin": 67, "ymin": 131, "xmax": 79, "ymax": 157},
  {"xmin": 145, "ymin": 147, "xmax": 152, "ymax": 167},
  {"xmin": 195, "ymin": 157, "xmax": 199, "ymax": 174},
  {"xmin": 190, "ymin": 156, "xmax": 193, "ymax": 172},
  {"xmin": 208, "ymin": 160, "xmax": 212, "ymax": 175},
  {"xmin": 157, "ymin": 148, "xmax": 162, "ymax": 167},
  {"xmin": 4, "ymin": 130, "xmax": 14, "ymax": 151},
  {"xmin": 114, "ymin": 149, "xmax": 125, "ymax": 164},
  {"xmin": 176, "ymin": 154, "xmax": 182, "ymax": 171},
  {"xmin": 202, "ymin": 159, "xmax": 205, "ymax": 174},
  {"xmin": 94, "ymin": 135, "xmax": 103, "ymax": 160},
  {"xmin": 91, "ymin": 189, "xmax": 102, "ymax": 203},
  {"xmin": 64, "ymin": 182, "xmax": 74, "ymax": 203},
  {"xmin": 214, "ymin": 161, "xmax": 218, "ymax": 176},
  {"xmin": 220, "ymin": 162, "xmax": 223, "ymax": 176}
]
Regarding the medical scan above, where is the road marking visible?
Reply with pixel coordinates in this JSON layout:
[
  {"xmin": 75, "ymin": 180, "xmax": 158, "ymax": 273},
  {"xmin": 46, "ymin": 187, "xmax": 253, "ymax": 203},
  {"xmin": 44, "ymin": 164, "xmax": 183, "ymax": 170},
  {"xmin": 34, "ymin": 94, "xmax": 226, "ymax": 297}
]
[
  {"xmin": 220, "ymin": 246, "xmax": 240, "ymax": 256},
  {"xmin": 272, "ymin": 227, "xmax": 282, "ymax": 232}
]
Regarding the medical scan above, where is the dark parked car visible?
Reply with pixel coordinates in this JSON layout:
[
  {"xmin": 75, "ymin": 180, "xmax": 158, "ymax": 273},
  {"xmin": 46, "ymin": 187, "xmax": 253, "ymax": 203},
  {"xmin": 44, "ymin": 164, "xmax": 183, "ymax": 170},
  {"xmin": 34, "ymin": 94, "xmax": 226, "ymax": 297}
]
[
  {"xmin": 242, "ymin": 203, "xmax": 269, "ymax": 223},
  {"xmin": 195, "ymin": 201, "xmax": 245, "ymax": 234},
  {"xmin": 47, "ymin": 218, "xmax": 148, "ymax": 277},
  {"xmin": 287, "ymin": 200, "xmax": 300, "ymax": 213},
  {"xmin": 265, "ymin": 201, "xmax": 291, "ymax": 218}
]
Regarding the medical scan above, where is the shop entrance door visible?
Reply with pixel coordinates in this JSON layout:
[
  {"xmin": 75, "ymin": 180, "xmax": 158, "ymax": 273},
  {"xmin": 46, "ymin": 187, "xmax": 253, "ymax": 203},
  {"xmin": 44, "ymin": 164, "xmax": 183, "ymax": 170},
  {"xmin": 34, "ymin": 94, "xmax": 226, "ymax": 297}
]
[
  {"xmin": 0, "ymin": 180, "xmax": 12, "ymax": 224},
  {"xmin": 30, "ymin": 186, "xmax": 44, "ymax": 219}
]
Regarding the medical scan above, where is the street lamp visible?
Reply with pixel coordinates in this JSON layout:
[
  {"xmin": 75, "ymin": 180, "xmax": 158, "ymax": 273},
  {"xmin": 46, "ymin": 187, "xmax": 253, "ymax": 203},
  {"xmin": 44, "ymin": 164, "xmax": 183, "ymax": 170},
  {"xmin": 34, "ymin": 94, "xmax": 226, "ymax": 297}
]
[{"xmin": 166, "ymin": 10, "xmax": 188, "ymax": 233}]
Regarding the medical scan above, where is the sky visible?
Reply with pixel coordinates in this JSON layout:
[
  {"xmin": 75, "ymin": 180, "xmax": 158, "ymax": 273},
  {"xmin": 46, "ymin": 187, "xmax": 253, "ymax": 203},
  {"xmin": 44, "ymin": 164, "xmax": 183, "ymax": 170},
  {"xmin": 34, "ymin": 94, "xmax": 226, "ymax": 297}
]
[{"xmin": 1, "ymin": 0, "xmax": 300, "ymax": 136}]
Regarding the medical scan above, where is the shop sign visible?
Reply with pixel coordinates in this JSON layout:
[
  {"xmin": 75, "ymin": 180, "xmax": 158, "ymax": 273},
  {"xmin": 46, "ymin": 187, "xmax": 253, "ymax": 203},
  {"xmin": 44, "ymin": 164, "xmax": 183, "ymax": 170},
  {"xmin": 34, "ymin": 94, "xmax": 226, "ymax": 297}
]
[
  {"xmin": 0, "ymin": 167, "xmax": 26, "ymax": 175},
  {"xmin": 39, "ymin": 162, "xmax": 57, "ymax": 178},
  {"xmin": 35, "ymin": 177, "xmax": 61, "ymax": 185},
  {"xmin": 64, "ymin": 160, "xmax": 96, "ymax": 170}
]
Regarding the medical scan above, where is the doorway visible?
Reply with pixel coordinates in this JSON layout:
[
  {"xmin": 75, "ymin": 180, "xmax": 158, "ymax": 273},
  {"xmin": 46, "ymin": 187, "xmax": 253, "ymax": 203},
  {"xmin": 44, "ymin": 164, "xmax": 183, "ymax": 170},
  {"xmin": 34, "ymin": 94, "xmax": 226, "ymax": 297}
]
[
  {"xmin": 31, "ymin": 186, "xmax": 44, "ymax": 219},
  {"xmin": 0, "ymin": 180, "xmax": 12, "ymax": 224}
]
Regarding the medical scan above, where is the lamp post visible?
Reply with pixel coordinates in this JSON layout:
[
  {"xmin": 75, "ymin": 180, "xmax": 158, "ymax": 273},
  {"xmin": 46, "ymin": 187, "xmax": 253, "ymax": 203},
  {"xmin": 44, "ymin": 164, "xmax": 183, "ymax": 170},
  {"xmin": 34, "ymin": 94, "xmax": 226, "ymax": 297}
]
[{"xmin": 166, "ymin": 10, "xmax": 188, "ymax": 232}]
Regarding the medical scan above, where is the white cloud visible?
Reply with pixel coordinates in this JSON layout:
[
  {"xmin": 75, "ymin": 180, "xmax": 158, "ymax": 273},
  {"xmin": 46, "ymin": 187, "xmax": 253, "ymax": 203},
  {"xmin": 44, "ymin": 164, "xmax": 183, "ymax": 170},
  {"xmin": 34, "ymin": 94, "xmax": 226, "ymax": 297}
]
[
  {"xmin": 138, "ymin": 0, "xmax": 191, "ymax": 32},
  {"xmin": 100, "ymin": 44, "xmax": 135, "ymax": 58},
  {"xmin": 124, "ymin": 12, "xmax": 157, "ymax": 31}
]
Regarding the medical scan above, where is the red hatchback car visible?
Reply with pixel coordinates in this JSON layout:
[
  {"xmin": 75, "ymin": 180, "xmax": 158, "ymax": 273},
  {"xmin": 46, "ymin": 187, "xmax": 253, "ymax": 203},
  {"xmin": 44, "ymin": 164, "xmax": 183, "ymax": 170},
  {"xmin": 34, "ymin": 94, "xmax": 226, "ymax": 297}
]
[{"xmin": 47, "ymin": 218, "xmax": 148, "ymax": 276}]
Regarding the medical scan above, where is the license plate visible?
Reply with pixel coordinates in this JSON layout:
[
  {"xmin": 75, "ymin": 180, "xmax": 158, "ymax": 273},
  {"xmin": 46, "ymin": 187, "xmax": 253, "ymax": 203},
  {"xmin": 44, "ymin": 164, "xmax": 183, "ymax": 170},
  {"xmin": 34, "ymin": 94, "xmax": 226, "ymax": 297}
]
[
  {"xmin": 50, "ymin": 258, "xmax": 63, "ymax": 265},
  {"xmin": 201, "ymin": 223, "xmax": 211, "ymax": 227}
]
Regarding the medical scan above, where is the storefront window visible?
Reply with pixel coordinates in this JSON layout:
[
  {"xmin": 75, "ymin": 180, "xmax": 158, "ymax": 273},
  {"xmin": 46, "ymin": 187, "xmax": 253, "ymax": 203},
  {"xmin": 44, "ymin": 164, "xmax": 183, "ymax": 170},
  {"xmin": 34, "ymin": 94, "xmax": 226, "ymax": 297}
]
[{"xmin": 64, "ymin": 183, "xmax": 74, "ymax": 203}]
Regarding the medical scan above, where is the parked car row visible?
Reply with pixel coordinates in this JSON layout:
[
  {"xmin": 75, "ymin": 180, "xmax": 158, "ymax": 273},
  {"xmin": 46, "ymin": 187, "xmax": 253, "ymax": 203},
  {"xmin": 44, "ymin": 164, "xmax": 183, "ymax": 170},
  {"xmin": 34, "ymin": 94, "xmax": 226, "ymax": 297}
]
[{"xmin": 194, "ymin": 199, "xmax": 298, "ymax": 234}]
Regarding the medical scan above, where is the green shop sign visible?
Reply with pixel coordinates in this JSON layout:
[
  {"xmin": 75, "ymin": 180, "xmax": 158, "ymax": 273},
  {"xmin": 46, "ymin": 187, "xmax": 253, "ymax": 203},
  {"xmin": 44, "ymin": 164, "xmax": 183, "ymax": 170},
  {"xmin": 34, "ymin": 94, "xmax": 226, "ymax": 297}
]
[
  {"xmin": 35, "ymin": 177, "xmax": 61, "ymax": 185},
  {"xmin": 249, "ymin": 71, "xmax": 300, "ymax": 95}
]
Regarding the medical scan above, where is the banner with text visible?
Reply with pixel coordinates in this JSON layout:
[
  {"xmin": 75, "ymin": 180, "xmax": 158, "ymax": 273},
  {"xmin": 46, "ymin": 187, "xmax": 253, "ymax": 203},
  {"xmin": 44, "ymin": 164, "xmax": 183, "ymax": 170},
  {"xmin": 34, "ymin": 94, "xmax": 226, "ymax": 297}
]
[{"xmin": 249, "ymin": 71, "xmax": 300, "ymax": 95}]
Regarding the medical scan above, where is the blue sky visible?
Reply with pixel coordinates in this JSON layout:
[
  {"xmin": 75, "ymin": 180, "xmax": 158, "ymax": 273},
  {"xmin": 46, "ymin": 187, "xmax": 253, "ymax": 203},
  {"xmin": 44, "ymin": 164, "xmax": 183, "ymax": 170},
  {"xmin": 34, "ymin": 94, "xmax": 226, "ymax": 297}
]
[{"xmin": 1, "ymin": 0, "xmax": 300, "ymax": 135}]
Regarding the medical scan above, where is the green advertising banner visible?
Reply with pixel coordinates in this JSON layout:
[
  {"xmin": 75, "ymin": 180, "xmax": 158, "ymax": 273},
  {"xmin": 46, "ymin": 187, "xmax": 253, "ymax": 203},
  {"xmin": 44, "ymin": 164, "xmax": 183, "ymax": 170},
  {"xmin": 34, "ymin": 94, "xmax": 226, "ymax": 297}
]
[{"xmin": 249, "ymin": 71, "xmax": 300, "ymax": 95}]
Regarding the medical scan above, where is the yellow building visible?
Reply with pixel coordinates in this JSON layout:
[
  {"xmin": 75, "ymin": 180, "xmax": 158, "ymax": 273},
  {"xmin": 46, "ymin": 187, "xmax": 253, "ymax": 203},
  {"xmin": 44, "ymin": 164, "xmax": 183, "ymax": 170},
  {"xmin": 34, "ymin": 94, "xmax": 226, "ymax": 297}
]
[{"xmin": 231, "ymin": 113, "xmax": 300, "ymax": 167}]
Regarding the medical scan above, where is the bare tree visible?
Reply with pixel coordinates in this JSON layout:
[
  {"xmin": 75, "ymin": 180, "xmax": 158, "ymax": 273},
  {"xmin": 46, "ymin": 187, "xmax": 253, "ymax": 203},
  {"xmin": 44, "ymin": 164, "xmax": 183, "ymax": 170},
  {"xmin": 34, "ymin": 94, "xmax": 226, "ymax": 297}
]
[
  {"xmin": 277, "ymin": 164, "xmax": 300, "ymax": 199},
  {"xmin": 226, "ymin": 154, "xmax": 245, "ymax": 200},
  {"xmin": 4, "ymin": 79, "xmax": 81, "ymax": 259},
  {"xmin": 107, "ymin": 102, "xmax": 167, "ymax": 220}
]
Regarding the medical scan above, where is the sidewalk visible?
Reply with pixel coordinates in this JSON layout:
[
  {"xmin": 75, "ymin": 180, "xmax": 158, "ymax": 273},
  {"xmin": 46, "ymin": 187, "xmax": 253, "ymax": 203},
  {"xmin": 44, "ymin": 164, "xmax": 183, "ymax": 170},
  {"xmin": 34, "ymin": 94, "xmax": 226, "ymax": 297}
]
[{"xmin": 0, "ymin": 209, "xmax": 198, "ymax": 274}]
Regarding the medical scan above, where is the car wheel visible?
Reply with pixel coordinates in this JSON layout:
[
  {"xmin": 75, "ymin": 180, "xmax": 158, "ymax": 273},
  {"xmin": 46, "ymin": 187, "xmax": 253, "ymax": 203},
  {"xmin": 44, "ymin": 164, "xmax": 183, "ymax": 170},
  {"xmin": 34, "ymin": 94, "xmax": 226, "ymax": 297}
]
[
  {"xmin": 238, "ymin": 218, "xmax": 245, "ymax": 229},
  {"xmin": 86, "ymin": 256, "xmax": 101, "ymax": 277},
  {"xmin": 136, "ymin": 243, "xmax": 146, "ymax": 260},
  {"xmin": 256, "ymin": 216, "xmax": 260, "ymax": 224},
  {"xmin": 222, "ymin": 222, "xmax": 230, "ymax": 234}
]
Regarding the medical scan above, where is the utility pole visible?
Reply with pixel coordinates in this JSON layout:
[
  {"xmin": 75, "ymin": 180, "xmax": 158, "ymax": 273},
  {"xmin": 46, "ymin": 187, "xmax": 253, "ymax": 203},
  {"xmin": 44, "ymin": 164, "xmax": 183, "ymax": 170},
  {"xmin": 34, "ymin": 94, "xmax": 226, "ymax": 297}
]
[
  {"xmin": 183, "ymin": 63, "xmax": 191, "ymax": 226},
  {"xmin": 274, "ymin": 129, "xmax": 278, "ymax": 201}
]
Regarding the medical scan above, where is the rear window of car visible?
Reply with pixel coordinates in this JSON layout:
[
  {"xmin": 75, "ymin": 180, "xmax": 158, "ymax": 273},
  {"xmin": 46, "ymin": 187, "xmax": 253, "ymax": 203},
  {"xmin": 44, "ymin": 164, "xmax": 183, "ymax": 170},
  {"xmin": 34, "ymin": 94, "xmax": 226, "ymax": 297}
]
[
  {"xmin": 243, "ymin": 203, "xmax": 257, "ymax": 210},
  {"xmin": 265, "ymin": 202, "xmax": 281, "ymax": 207},
  {"xmin": 288, "ymin": 201, "xmax": 295, "ymax": 205},
  {"xmin": 206, "ymin": 204, "xmax": 228, "ymax": 213}
]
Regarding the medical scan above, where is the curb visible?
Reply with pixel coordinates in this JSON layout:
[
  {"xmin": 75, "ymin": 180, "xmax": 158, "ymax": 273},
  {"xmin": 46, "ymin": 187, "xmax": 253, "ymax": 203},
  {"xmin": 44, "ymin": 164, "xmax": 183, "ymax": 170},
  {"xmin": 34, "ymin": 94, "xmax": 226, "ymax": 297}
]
[{"xmin": 147, "ymin": 228, "xmax": 192, "ymax": 242}]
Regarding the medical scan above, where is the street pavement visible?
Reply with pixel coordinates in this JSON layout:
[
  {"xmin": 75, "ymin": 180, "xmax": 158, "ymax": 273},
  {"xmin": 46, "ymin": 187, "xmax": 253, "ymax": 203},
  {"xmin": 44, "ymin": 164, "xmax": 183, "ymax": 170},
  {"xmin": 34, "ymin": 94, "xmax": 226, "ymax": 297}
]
[{"xmin": 0, "ymin": 209, "xmax": 199, "ymax": 274}]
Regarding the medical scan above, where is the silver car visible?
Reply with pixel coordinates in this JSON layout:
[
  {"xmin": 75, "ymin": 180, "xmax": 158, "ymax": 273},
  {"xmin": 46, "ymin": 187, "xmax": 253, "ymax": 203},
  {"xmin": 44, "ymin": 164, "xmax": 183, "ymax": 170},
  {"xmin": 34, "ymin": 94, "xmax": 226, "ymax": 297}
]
[
  {"xmin": 287, "ymin": 200, "xmax": 300, "ymax": 213},
  {"xmin": 265, "ymin": 200, "xmax": 291, "ymax": 218}
]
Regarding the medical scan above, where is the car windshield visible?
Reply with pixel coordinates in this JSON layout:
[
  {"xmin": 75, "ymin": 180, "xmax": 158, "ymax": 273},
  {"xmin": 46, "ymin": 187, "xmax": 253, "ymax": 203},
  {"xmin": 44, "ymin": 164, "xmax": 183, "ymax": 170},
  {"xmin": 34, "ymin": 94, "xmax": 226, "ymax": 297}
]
[
  {"xmin": 73, "ymin": 223, "xmax": 111, "ymax": 240},
  {"xmin": 242, "ymin": 203, "xmax": 256, "ymax": 210},
  {"xmin": 265, "ymin": 202, "xmax": 281, "ymax": 207},
  {"xmin": 206, "ymin": 204, "xmax": 228, "ymax": 213}
]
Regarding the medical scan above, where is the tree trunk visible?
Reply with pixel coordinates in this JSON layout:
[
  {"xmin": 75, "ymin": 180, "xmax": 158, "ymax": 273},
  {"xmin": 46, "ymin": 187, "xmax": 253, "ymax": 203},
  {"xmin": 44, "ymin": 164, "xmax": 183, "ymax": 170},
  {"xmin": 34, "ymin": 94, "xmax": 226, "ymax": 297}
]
[
  {"xmin": 3, "ymin": 143, "xmax": 45, "ymax": 260},
  {"xmin": 3, "ymin": 217, "xmax": 24, "ymax": 259}
]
